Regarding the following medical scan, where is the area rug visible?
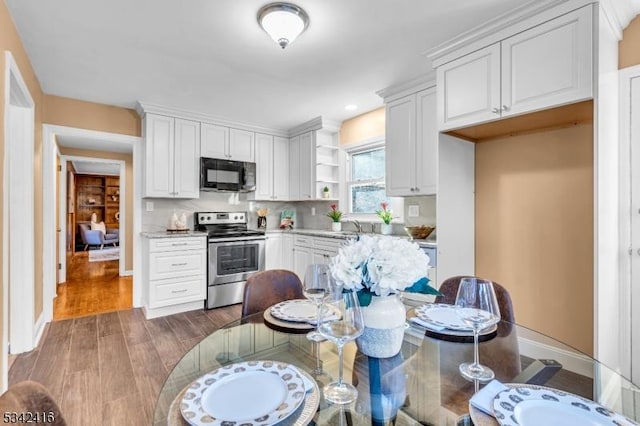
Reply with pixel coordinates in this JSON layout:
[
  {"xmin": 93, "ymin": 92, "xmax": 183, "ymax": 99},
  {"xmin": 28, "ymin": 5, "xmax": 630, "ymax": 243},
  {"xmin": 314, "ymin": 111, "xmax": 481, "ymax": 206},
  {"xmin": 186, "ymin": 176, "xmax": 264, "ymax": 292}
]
[{"xmin": 88, "ymin": 247, "xmax": 120, "ymax": 262}]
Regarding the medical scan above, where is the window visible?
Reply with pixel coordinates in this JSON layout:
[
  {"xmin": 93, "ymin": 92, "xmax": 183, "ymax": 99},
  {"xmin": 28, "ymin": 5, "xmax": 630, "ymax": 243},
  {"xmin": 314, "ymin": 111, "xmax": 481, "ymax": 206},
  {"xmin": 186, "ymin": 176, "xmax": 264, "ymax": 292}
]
[{"xmin": 346, "ymin": 143, "xmax": 403, "ymax": 221}]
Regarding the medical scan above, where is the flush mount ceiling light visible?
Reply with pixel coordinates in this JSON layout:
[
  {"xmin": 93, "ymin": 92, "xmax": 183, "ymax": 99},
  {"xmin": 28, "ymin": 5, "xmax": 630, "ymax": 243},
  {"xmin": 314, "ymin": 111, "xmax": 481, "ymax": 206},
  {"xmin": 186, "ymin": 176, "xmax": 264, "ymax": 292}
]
[{"xmin": 258, "ymin": 2, "xmax": 309, "ymax": 49}]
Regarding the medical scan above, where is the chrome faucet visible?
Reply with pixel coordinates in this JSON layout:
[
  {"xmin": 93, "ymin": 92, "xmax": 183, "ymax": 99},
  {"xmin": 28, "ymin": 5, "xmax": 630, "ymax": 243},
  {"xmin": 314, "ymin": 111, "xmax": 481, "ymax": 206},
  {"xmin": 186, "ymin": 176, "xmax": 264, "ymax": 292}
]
[{"xmin": 344, "ymin": 218, "xmax": 362, "ymax": 233}]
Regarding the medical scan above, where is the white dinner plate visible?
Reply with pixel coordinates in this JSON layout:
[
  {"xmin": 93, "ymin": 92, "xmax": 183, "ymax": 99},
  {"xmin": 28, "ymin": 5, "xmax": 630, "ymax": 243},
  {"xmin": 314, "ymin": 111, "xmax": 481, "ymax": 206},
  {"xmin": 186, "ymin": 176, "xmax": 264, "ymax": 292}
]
[
  {"xmin": 492, "ymin": 385, "xmax": 638, "ymax": 426},
  {"xmin": 180, "ymin": 360, "xmax": 306, "ymax": 426},
  {"xmin": 270, "ymin": 299, "xmax": 318, "ymax": 322},
  {"xmin": 415, "ymin": 303, "xmax": 474, "ymax": 331}
]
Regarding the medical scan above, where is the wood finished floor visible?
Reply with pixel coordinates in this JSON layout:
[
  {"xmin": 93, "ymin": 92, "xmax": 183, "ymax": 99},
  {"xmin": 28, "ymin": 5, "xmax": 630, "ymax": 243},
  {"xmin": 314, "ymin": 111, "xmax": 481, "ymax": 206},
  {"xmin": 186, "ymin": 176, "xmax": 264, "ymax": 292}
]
[
  {"xmin": 54, "ymin": 251, "xmax": 132, "ymax": 320},
  {"xmin": 9, "ymin": 305, "xmax": 242, "ymax": 426}
]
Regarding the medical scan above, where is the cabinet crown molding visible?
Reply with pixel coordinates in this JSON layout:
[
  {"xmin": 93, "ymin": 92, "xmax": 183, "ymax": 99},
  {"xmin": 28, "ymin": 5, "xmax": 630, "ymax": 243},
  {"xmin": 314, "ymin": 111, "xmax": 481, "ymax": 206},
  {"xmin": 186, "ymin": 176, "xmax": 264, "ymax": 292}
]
[
  {"xmin": 137, "ymin": 101, "xmax": 290, "ymax": 138},
  {"xmin": 377, "ymin": 73, "xmax": 436, "ymax": 103},
  {"xmin": 425, "ymin": 0, "xmax": 595, "ymax": 68},
  {"xmin": 137, "ymin": 102, "xmax": 340, "ymax": 138}
]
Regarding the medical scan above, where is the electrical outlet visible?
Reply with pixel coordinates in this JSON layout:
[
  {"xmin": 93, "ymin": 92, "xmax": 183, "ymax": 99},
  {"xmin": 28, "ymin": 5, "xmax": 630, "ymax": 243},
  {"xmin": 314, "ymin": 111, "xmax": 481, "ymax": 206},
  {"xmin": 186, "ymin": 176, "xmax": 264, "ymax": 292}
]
[
  {"xmin": 311, "ymin": 207, "xmax": 316, "ymax": 216},
  {"xmin": 408, "ymin": 205, "xmax": 419, "ymax": 217},
  {"xmin": 146, "ymin": 201, "xmax": 154, "ymax": 212}
]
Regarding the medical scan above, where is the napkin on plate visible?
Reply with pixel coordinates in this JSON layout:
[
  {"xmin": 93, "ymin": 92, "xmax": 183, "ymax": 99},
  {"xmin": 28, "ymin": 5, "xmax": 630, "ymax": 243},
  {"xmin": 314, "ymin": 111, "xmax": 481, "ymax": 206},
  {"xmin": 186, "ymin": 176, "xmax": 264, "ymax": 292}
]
[
  {"xmin": 469, "ymin": 379, "xmax": 509, "ymax": 415},
  {"xmin": 291, "ymin": 367, "xmax": 315, "ymax": 393},
  {"xmin": 408, "ymin": 316, "xmax": 447, "ymax": 331}
]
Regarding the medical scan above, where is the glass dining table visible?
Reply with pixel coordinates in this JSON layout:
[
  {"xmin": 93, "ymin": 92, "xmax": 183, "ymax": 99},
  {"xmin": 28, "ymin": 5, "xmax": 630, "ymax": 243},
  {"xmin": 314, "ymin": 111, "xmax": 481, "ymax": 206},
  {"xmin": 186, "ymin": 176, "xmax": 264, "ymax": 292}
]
[{"xmin": 153, "ymin": 307, "xmax": 640, "ymax": 426}]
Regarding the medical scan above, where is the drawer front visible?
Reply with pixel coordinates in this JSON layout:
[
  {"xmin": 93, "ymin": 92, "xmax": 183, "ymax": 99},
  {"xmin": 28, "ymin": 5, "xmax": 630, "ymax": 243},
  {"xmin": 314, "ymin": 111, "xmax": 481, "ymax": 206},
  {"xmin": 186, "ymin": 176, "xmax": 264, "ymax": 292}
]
[
  {"xmin": 148, "ymin": 237, "xmax": 206, "ymax": 253},
  {"xmin": 150, "ymin": 276, "xmax": 205, "ymax": 308},
  {"xmin": 293, "ymin": 235, "xmax": 313, "ymax": 247},
  {"xmin": 149, "ymin": 251, "xmax": 206, "ymax": 280},
  {"xmin": 313, "ymin": 237, "xmax": 343, "ymax": 253}
]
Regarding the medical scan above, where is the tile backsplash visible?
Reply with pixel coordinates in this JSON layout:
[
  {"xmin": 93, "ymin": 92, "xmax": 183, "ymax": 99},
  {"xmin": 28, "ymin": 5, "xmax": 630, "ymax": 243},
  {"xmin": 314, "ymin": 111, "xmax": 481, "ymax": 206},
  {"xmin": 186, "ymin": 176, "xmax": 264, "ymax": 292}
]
[{"xmin": 141, "ymin": 192, "xmax": 437, "ymax": 237}]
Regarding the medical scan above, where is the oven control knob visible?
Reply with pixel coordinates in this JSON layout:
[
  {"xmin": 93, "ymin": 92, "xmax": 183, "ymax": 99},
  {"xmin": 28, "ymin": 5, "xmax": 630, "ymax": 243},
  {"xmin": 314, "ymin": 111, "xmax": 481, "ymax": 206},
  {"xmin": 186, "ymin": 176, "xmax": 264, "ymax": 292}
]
[
  {"xmin": 234, "ymin": 215, "xmax": 239, "ymax": 220},
  {"xmin": 207, "ymin": 216, "xmax": 212, "ymax": 221}
]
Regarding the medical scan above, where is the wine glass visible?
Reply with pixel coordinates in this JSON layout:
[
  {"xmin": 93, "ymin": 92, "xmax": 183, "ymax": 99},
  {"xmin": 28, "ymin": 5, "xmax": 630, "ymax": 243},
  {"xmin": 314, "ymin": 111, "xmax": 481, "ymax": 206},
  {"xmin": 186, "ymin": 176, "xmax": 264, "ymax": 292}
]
[
  {"xmin": 303, "ymin": 264, "xmax": 332, "ymax": 342},
  {"xmin": 455, "ymin": 278, "xmax": 501, "ymax": 382},
  {"xmin": 319, "ymin": 289, "xmax": 364, "ymax": 405}
]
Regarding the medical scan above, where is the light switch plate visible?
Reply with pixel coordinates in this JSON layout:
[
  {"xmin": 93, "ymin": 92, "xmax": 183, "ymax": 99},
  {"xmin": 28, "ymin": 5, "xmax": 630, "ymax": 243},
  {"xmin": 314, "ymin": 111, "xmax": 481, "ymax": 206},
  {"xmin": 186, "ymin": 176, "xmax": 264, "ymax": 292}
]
[
  {"xmin": 408, "ymin": 205, "xmax": 419, "ymax": 217},
  {"xmin": 146, "ymin": 201, "xmax": 154, "ymax": 212},
  {"xmin": 311, "ymin": 207, "xmax": 316, "ymax": 216}
]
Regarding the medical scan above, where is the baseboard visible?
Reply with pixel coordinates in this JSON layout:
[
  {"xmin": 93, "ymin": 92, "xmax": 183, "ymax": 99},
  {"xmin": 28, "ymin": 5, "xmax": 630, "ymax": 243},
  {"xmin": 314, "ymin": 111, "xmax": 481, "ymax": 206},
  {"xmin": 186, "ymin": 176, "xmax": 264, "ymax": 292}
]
[
  {"xmin": 142, "ymin": 300, "xmax": 204, "ymax": 320},
  {"xmin": 518, "ymin": 336, "xmax": 594, "ymax": 378},
  {"xmin": 123, "ymin": 270, "xmax": 133, "ymax": 276},
  {"xmin": 33, "ymin": 313, "xmax": 46, "ymax": 349}
]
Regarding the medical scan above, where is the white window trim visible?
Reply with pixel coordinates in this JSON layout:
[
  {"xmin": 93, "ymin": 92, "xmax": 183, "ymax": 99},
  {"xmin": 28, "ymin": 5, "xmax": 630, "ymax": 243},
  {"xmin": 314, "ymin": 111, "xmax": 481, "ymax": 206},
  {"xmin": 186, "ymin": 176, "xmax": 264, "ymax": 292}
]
[{"xmin": 343, "ymin": 137, "xmax": 404, "ymax": 223}]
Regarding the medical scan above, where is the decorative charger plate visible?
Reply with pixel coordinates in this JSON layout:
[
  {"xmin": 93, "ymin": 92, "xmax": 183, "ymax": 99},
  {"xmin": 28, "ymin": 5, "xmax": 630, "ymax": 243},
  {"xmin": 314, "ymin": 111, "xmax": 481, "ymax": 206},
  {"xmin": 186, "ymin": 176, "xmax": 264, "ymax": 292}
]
[
  {"xmin": 270, "ymin": 299, "xmax": 319, "ymax": 322},
  {"xmin": 415, "ymin": 303, "xmax": 479, "ymax": 330},
  {"xmin": 180, "ymin": 360, "xmax": 306, "ymax": 426},
  {"xmin": 492, "ymin": 384, "xmax": 638, "ymax": 426},
  {"xmin": 263, "ymin": 309, "xmax": 315, "ymax": 334}
]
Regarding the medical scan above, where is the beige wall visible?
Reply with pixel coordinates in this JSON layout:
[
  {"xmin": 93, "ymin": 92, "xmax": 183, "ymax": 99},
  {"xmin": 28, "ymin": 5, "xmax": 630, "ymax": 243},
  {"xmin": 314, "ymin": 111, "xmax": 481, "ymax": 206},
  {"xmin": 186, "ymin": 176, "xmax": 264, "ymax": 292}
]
[
  {"xmin": 475, "ymin": 123, "xmax": 594, "ymax": 355},
  {"xmin": 57, "ymin": 148, "xmax": 134, "ymax": 271},
  {"xmin": 44, "ymin": 95, "xmax": 140, "ymax": 137},
  {"xmin": 620, "ymin": 16, "xmax": 640, "ymax": 69},
  {"xmin": 339, "ymin": 107, "xmax": 385, "ymax": 146}
]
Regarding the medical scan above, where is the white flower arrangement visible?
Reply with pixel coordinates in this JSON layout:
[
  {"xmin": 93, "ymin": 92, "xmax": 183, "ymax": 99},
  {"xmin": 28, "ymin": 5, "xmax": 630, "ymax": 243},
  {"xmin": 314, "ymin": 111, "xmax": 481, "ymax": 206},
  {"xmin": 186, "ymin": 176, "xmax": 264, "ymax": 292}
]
[{"xmin": 330, "ymin": 235, "xmax": 441, "ymax": 305}]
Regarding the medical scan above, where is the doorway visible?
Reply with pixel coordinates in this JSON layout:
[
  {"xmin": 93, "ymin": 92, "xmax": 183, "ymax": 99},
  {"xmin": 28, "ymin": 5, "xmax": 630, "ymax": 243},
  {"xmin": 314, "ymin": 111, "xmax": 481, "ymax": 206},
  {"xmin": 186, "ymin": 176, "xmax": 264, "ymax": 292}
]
[
  {"xmin": 2, "ymin": 51, "xmax": 36, "ymax": 383},
  {"xmin": 54, "ymin": 156, "xmax": 131, "ymax": 320}
]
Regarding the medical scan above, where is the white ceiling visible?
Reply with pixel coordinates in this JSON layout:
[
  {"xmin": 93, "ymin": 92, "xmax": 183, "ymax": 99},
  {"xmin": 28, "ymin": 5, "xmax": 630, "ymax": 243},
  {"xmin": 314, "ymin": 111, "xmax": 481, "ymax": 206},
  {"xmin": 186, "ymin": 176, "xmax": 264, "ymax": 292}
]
[
  {"xmin": 56, "ymin": 134, "xmax": 133, "ymax": 153},
  {"xmin": 72, "ymin": 161, "xmax": 120, "ymax": 176},
  {"xmin": 4, "ymin": 0, "xmax": 591, "ymax": 131}
]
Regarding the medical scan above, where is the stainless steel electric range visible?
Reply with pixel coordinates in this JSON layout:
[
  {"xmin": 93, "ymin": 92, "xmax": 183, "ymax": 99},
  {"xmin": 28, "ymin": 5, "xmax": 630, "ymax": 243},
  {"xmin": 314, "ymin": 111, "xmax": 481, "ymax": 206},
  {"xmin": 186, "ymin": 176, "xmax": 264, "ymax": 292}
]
[{"xmin": 194, "ymin": 212, "xmax": 266, "ymax": 309}]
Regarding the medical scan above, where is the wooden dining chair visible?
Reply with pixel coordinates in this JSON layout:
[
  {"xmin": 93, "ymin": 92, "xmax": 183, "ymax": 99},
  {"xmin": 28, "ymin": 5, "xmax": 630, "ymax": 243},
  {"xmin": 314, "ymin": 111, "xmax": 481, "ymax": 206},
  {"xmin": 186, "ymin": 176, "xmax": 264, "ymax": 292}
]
[
  {"xmin": 241, "ymin": 269, "xmax": 304, "ymax": 318},
  {"xmin": 0, "ymin": 381, "xmax": 67, "ymax": 425}
]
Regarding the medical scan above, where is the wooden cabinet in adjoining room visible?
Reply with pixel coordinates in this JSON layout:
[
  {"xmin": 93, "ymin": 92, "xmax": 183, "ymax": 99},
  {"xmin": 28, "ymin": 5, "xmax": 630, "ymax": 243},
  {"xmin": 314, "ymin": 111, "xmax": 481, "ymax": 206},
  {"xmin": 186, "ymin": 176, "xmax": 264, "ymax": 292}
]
[{"xmin": 74, "ymin": 174, "xmax": 120, "ymax": 250}]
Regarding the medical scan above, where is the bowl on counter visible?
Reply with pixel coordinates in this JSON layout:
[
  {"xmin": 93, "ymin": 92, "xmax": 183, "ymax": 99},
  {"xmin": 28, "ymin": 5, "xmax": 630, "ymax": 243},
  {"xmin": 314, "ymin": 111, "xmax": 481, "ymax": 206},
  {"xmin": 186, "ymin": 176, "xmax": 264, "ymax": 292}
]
[{"xmin": 404, "ymin": 225, "xmax": 435, "ymax": 240}]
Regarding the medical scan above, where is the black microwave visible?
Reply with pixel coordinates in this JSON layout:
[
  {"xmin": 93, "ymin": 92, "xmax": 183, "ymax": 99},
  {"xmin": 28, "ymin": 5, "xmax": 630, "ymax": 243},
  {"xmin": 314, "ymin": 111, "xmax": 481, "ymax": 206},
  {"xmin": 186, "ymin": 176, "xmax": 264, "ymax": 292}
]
[{"xmin": 200, "ymin": 158, "xmax": 256, "ymax": 192}]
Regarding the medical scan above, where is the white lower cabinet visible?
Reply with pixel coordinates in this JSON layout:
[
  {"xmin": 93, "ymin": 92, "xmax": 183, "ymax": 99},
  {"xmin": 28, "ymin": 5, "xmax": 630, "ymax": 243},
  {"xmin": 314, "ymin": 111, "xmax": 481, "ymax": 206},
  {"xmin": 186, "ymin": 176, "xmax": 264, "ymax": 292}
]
[
  {"xmin": 293, "ymin": 235, "xmax": 344, "ymax": 280},
  {"xmin": 265, "ymin": 233, "xmax": 283, "ymax": 270},
  {"xmin": 143, "ymin": 235, "xmax": 207, "ymax": 318}
]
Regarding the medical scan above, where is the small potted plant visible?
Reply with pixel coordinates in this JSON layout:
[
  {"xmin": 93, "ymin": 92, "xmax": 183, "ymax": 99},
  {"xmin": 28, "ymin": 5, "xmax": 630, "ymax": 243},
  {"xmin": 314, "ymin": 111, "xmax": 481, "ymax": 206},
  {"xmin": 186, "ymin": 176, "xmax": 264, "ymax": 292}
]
[
  {"xmin": 326, "ymin": 204, "xmax": 343, "ymax": 232},
  {"xmin": 322, "ymin": 186, "xmax": 330, "ymax": 199},
  {"xmin": 376, "ymin": 202, "xmax": 393, "ymax": 235}
]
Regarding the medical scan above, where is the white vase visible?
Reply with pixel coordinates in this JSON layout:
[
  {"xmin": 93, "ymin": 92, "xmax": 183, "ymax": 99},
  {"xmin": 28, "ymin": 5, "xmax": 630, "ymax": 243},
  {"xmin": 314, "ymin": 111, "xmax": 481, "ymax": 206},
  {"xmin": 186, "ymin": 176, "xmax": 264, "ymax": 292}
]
[
  {"xmin": 380, "ymin": 223, "xmax": 393, "ymax": 235},
  {"xmin": 331, "ymin": 222, "xmax": 341, "ymax": 232},
  {"xmin": 356, "ymin": 294, "xmax": 406, "ymax": 358}
]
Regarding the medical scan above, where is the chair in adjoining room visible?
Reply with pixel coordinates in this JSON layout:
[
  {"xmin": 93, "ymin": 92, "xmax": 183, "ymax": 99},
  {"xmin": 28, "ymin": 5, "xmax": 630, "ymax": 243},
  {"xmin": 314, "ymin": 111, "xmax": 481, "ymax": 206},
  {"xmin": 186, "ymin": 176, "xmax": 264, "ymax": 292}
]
[
  {"xmin": 78, "ymin": 223, "xmax": 119, "ymax": 250},
  {"xmin": 0, "ymin": 381, "xmax": 67, "ymax": 426},
  {"xmin": 241, "ymin": 269, "xmax": 304, "ymax": 318}
]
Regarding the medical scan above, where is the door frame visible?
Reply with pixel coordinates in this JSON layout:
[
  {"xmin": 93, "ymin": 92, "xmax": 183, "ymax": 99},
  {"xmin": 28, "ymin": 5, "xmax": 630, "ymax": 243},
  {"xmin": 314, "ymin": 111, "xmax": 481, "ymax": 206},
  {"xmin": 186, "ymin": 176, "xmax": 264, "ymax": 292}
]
[
  {"xmin": 42, "ymin": 124, "xmax": 142, "ymax": 324},
  {"xmin": 2, "ymin": 51, "xmax": 36, "ymax": 389},
  {"xmin": 58, "ymin": 156, "xmax": 126, "ymax": 282}
]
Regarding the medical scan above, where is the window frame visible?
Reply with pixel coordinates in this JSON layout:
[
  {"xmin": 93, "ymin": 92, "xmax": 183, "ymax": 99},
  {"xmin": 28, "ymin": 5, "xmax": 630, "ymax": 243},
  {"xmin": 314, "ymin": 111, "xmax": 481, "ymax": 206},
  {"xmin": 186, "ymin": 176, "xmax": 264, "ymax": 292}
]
[{"xmin": 343, "ymin": 138, "xmax": 404, "ymax": 223}]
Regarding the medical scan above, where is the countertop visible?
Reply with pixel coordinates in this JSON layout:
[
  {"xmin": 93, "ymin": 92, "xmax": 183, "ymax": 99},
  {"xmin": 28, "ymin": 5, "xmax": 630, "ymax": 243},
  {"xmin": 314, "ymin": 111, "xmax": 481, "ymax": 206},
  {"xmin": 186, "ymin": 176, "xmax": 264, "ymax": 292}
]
[
  {"xmin": 140, "ymin": 231, "xmax": 209, "ymax": 239},
  {"xmin": 266, "ymin": 228, "xmax": 437, "ymax": 246}
]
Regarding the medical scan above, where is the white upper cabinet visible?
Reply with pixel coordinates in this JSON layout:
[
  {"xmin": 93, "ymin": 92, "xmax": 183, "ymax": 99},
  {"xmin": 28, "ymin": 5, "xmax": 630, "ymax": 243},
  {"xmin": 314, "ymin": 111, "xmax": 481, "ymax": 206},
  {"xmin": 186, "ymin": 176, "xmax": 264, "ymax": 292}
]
[
  {"xmin": 437, "ymin": 5, "xmax": 592, "ymax": 131},
  {"xmin": 174, "ymin": 119, "xmax": 201, "ymax": 198},
  {"xmin": 289, "ymin": 132, "xmax": 315, "ymax": 200},
  {"xmin": 200, "ymin": 123, "xmax": 229, "ymax": 159},
  {"xmin": 229, "ymin": 128, "xmax": 255, "ymax": 162},
  {"xmin": 143, "ymin": 113, "xmax": 200, "ymax": 198},
  {"xmin": 201, "ymin": 123, "xmax": 254, "ymax": 162},
  {"xmin": 298, "ymin": 132, "xmax": 315, "ymax": 200},
  {"xmin": 273, "ymin": 136, "xmax": 290, "ymax": 200},
  {"xmin": 252, "ymin": 134, "xmax": 290, "ymax": 201},
  {"xmin": 385, "ymin": 86, "xmax": 437, "ymax": 196},
  {"xmin": 254, "ymin": 133, "xmax": 274, "ymax": 200},
  {"xmin": 438, "ymin": 44, "xmax": 501, "ymax": 130}
]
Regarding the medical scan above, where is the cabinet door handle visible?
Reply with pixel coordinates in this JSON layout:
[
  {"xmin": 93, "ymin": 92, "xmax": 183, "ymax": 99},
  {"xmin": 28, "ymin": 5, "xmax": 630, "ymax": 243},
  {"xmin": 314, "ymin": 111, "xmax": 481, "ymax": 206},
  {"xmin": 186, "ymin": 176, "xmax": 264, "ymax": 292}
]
[
  {"xmin": 171, "ymin": 262, "xmax": 188, "ymax": 267},
  {"xmin": 171, "ymin": 289, "xmax": 188, "ymax": 294},
  {"xmin": 502, "ymin": 105, "xmax": 509, "ymax": 112},
  {"xmin": 491, "ymin": 107, "xmax": 501, "ymax": 114}
]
